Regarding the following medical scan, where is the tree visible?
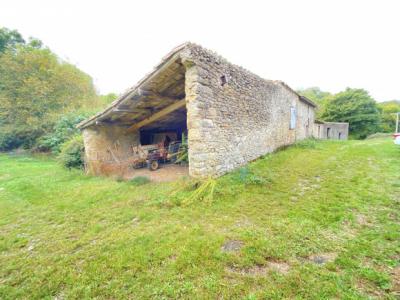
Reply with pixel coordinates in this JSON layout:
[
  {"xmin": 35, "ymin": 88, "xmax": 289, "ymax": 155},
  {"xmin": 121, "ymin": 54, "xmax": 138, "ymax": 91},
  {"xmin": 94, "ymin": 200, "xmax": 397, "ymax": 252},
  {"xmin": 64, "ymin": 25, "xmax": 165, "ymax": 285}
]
[
  {"xmin": 321, "ymin": 88, "xmax": 380, "ymax": 139},
  {"xmin": 99, "ymin": 93, "xmax": 118, "ymax": 107},
  {"xmin": 0, "ymin": 42, "xmax": 99, "ymax": 150},
  {"xmin": 378, "ymin": 100, "xmax": 400, "ymax": 133},
  {"xmin": 36, "ymin": 113, "xmax": 90, "ymax": 153},
  {"xmin": 297, "ymin": 87, "xmax": 331, "ymax": 118},
  {"xmin": 0, "ymin": 27, "xmax": 25, "ymax": 53}
]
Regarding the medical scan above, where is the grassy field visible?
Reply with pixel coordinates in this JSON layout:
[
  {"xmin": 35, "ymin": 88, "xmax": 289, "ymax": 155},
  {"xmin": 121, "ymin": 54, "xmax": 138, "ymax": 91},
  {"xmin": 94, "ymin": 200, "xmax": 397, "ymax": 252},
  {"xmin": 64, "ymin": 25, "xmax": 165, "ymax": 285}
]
[{"xmin": 0, "ymin": 138, "xmax": 399, "ymax": 299}]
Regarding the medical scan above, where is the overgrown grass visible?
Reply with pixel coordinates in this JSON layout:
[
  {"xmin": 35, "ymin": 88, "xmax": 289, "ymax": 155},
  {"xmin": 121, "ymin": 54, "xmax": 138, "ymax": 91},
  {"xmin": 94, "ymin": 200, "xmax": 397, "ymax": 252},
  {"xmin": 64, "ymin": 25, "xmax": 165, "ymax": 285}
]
[
  {"xmin": 129, "ymin": 176, "xmax": 151, "ymax": 186},
  {"xmin": 0, "ymin": 138, "xmax": 399, "ymax": 299}
]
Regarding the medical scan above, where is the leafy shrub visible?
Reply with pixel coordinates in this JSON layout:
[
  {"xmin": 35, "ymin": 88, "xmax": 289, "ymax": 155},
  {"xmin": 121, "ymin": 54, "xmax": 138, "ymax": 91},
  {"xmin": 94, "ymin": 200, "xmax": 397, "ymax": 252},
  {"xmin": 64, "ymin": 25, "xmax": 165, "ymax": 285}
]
[
  {"xmin": 35, "ymin": 114, "xmax": 87, "ymax": 153},
  {"xmin": 57, "ymin": 134, "xmax": 84, "ymax": 169},
  {"xmin": 129, "ymin": 176, "xmax": 150, "ymax": 186},
  {"xmin": 377, "ymin": 100, "xmax": 400, "ymax": 133},
  {"xmin": 0, "ymin": 126, "xmax": 44, "ymax": 151},
  {"xmin": 235, "ymin": 167, "xmax": 267, "ymax": 185},
  {"xmin": 0, "ymin": 130, "xmax": 23, "ymax": 151}
]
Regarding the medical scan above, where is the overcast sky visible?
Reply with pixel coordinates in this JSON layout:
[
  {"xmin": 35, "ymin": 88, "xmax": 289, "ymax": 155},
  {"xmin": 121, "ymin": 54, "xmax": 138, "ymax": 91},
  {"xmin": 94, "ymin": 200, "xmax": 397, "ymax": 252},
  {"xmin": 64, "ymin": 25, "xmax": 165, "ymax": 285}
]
[{"xmin": 1, "ymin": 0, "xmax": 399, "ymax": 101}]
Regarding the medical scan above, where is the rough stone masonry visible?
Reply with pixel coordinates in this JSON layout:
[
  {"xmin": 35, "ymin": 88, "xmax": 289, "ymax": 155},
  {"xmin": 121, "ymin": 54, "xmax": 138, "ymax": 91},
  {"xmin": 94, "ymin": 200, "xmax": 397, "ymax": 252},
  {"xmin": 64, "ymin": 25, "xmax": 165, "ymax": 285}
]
[{"xmin": 78, "ymin": 43, "xmax": 348, "ymax": 178}]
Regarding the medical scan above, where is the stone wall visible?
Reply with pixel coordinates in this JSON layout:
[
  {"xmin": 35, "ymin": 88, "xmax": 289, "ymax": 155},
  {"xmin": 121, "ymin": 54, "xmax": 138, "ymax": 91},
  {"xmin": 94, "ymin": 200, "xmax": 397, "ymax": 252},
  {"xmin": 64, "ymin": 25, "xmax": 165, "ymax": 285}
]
[
  {"xmin": 296, "ymin": 98, "xmax": 315, "ymax": 141},
  {"xmin": 80, "ymin": 43, "xmax": 322, "ymax": 179},
  {"xmin": 82, "ymin": 125, "xmax": 139, "ymax": 176},
  {"xmin": 181, "ymin": 45, "xmax": 315, "ymax": 177},
  {"xmin": 313, "ymin": 122, "xmax": 349, "ymax": 140}
]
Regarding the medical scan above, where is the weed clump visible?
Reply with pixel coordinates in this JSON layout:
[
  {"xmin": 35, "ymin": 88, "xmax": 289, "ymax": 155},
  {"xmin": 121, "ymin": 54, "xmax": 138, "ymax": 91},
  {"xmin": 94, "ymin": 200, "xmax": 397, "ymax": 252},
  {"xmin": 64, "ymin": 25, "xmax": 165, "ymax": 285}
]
[
  {"xmin": 294, "ymin": 138, "xmax": 319, "ymax": 149},
  {"xmin": 181, "ymin": 178, "xmax": 216, "ymax": 205},
  {"xmin": 161, "ymin": 178, "xmax": 217, "ymax": 207},
  {"xmin": 228, "ymin": 167, "xmax": 268, "ymax": 186},
  {"xmin": 129, "ymin": 176, "xmax": 151, "ymax": 186}
]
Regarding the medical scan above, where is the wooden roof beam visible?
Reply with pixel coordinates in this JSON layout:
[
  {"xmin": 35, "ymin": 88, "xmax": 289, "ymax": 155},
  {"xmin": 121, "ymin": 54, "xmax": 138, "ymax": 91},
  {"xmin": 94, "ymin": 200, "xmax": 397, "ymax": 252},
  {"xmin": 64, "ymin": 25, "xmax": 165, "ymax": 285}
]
[
  {"xmin": 126, "ymin": 99, "xmax": 186, "ymax": 133},
  {"xmin": 137, "ymin": 89, "xmax": 183, "ymax": 103}
]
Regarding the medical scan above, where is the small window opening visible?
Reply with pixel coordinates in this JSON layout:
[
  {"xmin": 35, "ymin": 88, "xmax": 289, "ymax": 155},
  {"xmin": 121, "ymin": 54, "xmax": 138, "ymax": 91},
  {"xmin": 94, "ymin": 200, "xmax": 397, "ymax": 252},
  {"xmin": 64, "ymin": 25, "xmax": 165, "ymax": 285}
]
[
  {"xmin": 290, "ymin": 106, "xmax": 296, "ymax": 129},
  {"xmin": 220, "ymin": 75, "xmax": 227, "ymax": 86}
]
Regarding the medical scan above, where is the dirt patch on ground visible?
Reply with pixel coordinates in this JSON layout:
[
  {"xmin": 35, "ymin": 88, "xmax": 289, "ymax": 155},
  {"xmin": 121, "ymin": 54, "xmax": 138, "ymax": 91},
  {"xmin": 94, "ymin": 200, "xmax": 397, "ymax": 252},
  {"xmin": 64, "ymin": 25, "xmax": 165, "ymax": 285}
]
[
  {"xmin": 356, "ymin": 279, "xmax": 385, "ymax": 298},
  {"xmin": 390, "ymin": 266, "xmax": 400, "ymax": 294},
  {"xmin": 0, "ymin": 174, "xmax": 11, "ymax": 180},
  {"xmin": 221, "ymin": 240, "xmax": 243, "ymax": 252},
  {"xmin": 308, "ymin": 252, "xmax": 337, "ymax": 265},
  {"xmin": 267, "ymin": 260, "xmax": 291, "ymax": 274},
  {"xmin": 234, "ymin": 218, "xmax": 254, "ymax": 228},
  {"xmin": 125, "ymin": 164, "xmax": 189, "ymax": 182},
  {"xmin": 355, "ymin": 213, "xmax": 373, "ymax": 226},
  {"xmin": 226, "ymin": 260, "xmax": 290, "ymax": 276},
  {"xmin": 296, "ymin": 178, "xmax": 321, "ymax": 196},
  {"xmin": 340, "ymin": 219, "xmax": 359, "ymax": 239},
  {"xmin": 226, "ymin": 265, "xmax": 268, "ymax": 276}
]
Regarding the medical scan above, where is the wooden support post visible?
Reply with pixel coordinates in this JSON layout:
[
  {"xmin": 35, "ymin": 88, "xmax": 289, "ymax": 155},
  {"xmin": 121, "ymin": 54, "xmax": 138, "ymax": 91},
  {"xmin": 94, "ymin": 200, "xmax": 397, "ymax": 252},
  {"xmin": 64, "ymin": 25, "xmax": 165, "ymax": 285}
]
[{"xmin": 126, "ymin": 99, "xmax": 186, "ymax": 133}]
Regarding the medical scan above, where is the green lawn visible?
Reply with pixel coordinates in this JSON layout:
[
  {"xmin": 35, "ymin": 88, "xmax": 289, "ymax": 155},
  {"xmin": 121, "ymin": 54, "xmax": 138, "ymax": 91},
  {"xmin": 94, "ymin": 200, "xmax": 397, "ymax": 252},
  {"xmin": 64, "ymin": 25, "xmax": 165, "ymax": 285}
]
[{"xmin": 0, "ymin": 138, "xmax": 399, "ymax": 299}]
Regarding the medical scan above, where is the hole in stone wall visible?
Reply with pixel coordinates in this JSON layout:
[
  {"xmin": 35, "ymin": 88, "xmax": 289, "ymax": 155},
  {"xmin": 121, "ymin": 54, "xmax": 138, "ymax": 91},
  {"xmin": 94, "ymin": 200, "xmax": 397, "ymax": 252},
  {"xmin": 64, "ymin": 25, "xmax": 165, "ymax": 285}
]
[{"xmin": 220, "ymin": 75, "xmax": 227, "ymax": 86}]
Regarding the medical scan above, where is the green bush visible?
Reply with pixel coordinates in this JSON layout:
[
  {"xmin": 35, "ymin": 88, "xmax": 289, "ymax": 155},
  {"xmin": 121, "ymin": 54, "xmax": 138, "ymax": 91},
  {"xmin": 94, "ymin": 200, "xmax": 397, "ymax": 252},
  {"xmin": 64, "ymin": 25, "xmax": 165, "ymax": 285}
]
[
  {"xmin": 0, "ymin": 126, "xmax": 44, "ymax": 151},
  {"xmin": 0, "ymin": 130, "xmax": 23, "ymax": 151},
  {"xmin": 57, "ymin": 135, "xmax": 85, "ymax": 169},
  {"xmin": 35, "ymin": 114, "xmax": 88, "ymax": 153}
]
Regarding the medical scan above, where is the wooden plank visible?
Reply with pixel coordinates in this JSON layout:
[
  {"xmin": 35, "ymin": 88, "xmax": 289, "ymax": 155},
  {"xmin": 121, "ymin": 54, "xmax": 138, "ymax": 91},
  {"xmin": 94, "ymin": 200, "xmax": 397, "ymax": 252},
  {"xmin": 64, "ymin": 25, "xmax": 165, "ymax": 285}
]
[
  {"xmin": 138, "ymin": 89, "xmax": 182, "ymax": 103},
  {"xmin": 126, "ymin": 99, "xmax": 186, "ymax": 133},
  {"xmin": 113, "ymin": 108, "xmax": 148, "ymax": 113}
]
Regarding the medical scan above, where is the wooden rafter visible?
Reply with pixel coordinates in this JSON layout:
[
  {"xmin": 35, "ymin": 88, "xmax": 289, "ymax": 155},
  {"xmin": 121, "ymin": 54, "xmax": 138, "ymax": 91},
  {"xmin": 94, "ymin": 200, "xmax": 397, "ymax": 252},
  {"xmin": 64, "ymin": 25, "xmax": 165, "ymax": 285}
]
[
  {"xmin": 126, "ymin": 99, "xmax": 186, "ymax": 133},
  {"xmin": 138, "ymin": 89, "xmax": 183, "ymax": 103},
  {"xmin": 113, "ymin": 108, "xmax": 148, "ymax": 113}
]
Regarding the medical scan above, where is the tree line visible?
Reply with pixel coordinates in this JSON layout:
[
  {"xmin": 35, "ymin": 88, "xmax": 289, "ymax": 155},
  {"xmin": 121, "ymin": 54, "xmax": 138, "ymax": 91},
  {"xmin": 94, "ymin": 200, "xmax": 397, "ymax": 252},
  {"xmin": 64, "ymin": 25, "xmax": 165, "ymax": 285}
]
[
  {"xmin": 297, "ymin": 87, "xmax": 399, "ymax": 139},
  {"xmin": 0, "ymin": 27, "xmax": 116, "ymax": 160}
]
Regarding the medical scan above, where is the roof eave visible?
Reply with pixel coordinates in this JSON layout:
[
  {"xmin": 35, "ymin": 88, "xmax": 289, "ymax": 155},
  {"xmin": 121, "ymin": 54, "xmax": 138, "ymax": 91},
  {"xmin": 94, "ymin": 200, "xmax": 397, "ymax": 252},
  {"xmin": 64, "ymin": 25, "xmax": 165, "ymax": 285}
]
[{"xmin": 76, "ymin": 42, "xmax": 191, "ymax": 130}]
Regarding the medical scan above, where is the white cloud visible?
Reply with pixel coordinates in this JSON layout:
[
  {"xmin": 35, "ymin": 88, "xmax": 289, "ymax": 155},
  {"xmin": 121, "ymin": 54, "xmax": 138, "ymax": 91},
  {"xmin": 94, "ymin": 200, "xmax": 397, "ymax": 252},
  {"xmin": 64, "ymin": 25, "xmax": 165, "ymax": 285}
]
[{"xmin": 1, "ymin": 0, "xmax": 399, "ymax": 101}]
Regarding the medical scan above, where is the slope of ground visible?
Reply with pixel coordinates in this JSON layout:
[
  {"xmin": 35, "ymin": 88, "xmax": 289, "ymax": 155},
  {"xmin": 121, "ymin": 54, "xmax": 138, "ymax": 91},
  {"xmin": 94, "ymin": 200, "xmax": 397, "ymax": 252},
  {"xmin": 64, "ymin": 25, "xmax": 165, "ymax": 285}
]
[{"xmin": 0, "ymin": 138, "xmax": 399, "ymax": 299}]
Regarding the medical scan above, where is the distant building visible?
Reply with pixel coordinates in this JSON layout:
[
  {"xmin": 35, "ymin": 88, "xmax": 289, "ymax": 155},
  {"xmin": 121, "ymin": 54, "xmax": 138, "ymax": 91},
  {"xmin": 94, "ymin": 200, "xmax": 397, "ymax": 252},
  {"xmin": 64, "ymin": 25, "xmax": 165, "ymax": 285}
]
[
  {"xmin": 78, "ymin": 43, "xmax": 348, "ymax": 178},
  {"xmin": 314, "ymin": 121, "xmax": 349, "ymax": 140}
]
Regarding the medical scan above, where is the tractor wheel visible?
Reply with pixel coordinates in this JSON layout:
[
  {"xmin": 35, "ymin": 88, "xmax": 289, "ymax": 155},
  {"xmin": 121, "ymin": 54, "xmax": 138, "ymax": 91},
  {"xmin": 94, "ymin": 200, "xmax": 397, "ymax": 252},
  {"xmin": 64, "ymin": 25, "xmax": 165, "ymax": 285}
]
[{"xmin": 148, "ymin": 160, "xmax": 159, "ymax": 171}]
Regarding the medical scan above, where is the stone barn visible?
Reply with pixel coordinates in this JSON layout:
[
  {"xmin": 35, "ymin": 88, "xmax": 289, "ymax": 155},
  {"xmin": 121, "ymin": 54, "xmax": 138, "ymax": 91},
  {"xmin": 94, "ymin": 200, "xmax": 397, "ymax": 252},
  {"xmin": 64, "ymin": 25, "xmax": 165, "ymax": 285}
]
[{"xmin": 77, "ymin": 43, "xmax": 348, "ymax": 178}]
